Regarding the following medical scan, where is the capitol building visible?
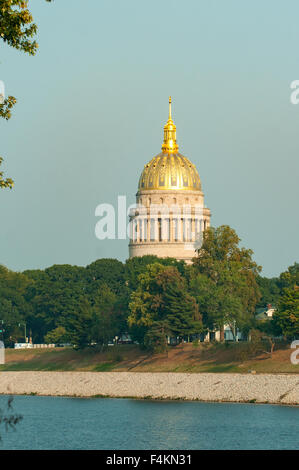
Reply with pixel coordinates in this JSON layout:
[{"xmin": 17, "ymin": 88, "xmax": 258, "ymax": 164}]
[{"xmin": 129, "ymin": 98, "xmax": 211, "ymax": 263}]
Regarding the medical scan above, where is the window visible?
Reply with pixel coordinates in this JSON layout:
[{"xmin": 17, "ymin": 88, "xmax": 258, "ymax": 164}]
[{"xmin": 158, "ymin": 218, "xmax": 162, "ymax": 242}]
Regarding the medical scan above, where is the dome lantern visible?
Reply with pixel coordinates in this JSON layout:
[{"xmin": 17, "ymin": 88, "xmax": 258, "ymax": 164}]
[{"xmin": 162, "ymin": 96, "xmax": 179, "ymax": 154}]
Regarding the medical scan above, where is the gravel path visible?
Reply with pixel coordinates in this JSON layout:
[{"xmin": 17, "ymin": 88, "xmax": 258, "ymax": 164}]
[{"xmin": 0, "ymin": 372, "xmax": 298, "ymax": 404}]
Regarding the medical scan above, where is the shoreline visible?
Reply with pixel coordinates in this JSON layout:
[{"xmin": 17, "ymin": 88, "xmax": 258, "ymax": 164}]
[{"xmin": 0, "ymin": 371, "xmax": 298, "ymax": 405}]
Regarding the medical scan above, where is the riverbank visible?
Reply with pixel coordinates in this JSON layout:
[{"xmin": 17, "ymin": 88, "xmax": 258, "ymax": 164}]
[
  {"xmin": 0, "ymin": 372, "xmax": 298, "ymax": 405},
  {"xmin": 1, "ymin": 342, "xmax": 298, "ymax": 374}
]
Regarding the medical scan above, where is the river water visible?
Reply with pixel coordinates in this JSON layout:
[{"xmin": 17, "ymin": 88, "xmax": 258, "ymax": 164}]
[{"xmin": 0, "ymin": 396, "xmax": 298, "ymax": 450}]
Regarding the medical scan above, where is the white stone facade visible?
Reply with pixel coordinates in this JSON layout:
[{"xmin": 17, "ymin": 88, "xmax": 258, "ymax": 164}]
[{"xmin": 129, "ymin": 189, "xmax": 211, "ymax": 263}]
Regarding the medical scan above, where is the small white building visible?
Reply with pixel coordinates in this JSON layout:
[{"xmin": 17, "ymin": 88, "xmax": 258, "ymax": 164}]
[{"xmin": 256, "ymin": 304, "xmax": 277, "ymax": 320}]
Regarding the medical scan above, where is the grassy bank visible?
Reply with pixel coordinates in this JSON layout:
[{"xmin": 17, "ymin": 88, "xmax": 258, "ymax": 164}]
[{"xmin": 0, "ymin": 341, "xmax": 298, "ymax": 374}]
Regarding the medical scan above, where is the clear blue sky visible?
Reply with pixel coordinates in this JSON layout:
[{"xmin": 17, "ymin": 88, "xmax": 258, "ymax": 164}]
[{"xmin": 1, "ymin": 0, "xmax": 299, "ymax": 277}]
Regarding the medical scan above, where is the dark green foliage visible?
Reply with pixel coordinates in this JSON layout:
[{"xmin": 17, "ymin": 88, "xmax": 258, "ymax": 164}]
[
  {"xmin": 280, "ymin": 263, "xmax": 299, "ymax": 290},
  {"xmin": 256, "ymin": 275, "xmax": 281, "ymax": 308},
  {"xmin": 144, "ymin": 321, "xmax": 169, "ymax": 353},
  {"xmin": 273, "ymin": 287, "xmax": 299, "ymax": 338},
  {"xmin": 128, "ymin": 262, "xmax": 202, "ymax": 349},
  {"xmin": 86, "ymin": 259, "xmax": 126, "ymax": 296},
  {"xmin": 65, "ymin": 297, "xmax": 94, "ymax": 349},
  {"xmin": 125, "ymin": 255, "xmax": 186, "ymax": 290},
  {"xmin": 0, "ymin": 265, "xmax": 33, "ymax": 345},
  {"xmin": 191, "ymin": 225, "xmax": 261, "ymax": 338},
  {"xmin": 0, "ymin": 230, "xmax": 297, "ymax": 350}
]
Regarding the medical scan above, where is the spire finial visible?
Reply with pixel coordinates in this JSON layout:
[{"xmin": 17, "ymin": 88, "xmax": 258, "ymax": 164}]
[{"xmin": 162, "ymin": 96, "xmax": 179, "ymax": 154}]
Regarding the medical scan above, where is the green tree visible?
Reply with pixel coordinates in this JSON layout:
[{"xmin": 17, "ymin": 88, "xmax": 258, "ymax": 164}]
[
  {"xmin": 256, "ymin": 275, "xmax": 281, "ymax": 309},
  {"xmin": 128, "ymin": 263, "xmax": 201, "ymax": 348},
  {"xmin": 65, "ymin": 297, "xmax": 93, "ymax": 349},
  {"xmin": 125, "ymin": 255, "xmax": 186, "ymax": 291},
  {"xmin": 279, "ymin": 263, "xmax": 299, "ymax": 290},
  {"xmin": 158, "ymin": 267, "xmax": 202, "ymax": 339},
  {"xmin": 144, "ymin": 320, "xmax": 170, "ymax": 353},
  {"xmin": 0, "ymin": 155, "xmax": 13, "ymax": 188},
  {"xmin": 0, "ymin": 0, "xmax": 53, "ymax": 186},
  {"xmin": 0, "ymin": 0, "xmax": 52, "ymax": 54},
  {"xmin": 86, "ymin": 258, "xmax": 126, "ymax": 296},
  {"xmin": 273, "ymin": 287, "xmax": 299, "ymax": 338},
  {"xmin": 24, "ymin": 265, "xmax": 86, "ymax": 343},
  {"xmin": 44, "ymin": 326, "xmax": 69, "ymax": 345},
  {"xmin": 24, "ymin": 264, "xmax": 93, "ymax": 342},
  {"xmin": 90, "ymin": 284, "xmax": 119, "ymax": 350},
  {"xmin": 23, "ymin": 262, "xmax": 129, "ymax": 345},
  {"xmin": 0, "ymin": 265, "xmax": 32, "ymax": 345},
  {"xmin": 192, "ymin": 225, "xmax": 261, "ymax": 340}
]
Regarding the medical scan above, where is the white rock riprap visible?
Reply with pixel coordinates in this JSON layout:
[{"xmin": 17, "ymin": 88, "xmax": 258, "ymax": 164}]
[{"xmin": 0, "ymin": 372, "xmax": 298, "ymax": 404}]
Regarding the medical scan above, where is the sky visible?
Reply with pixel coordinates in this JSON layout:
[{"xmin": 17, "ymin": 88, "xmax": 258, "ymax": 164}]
[{"xmin": 0, "ymin": 0, "xmax": 299, "ymax": 277}]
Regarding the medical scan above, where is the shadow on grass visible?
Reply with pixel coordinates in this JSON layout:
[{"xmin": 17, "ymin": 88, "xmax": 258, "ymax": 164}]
[{"xmin": 93, "ymin": 362, "xmax": 117, "ymax": 372}]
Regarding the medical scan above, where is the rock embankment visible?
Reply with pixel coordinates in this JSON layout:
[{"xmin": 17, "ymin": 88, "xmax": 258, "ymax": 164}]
[{"xmin": 0, "ymin": 372, "xmax": 298, "ymax": 404}]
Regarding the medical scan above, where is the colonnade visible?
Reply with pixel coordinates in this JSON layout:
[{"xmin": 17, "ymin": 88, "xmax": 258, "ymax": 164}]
[{"xmin": 130, "ymin": 216, "xmax": 209, "ymax": 243}]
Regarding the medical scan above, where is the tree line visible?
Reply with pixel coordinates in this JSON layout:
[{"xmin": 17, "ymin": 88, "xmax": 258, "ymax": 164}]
[{"xmin": 0, "ymin": 225, "xmax": 298, "ymax": 351}]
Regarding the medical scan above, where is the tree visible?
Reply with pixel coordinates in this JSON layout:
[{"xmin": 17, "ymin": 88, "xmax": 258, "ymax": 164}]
[
  {"xmin": 86, "ymin": 258, "xmax": 127, "ymax": 296},
  {"xmin": 23, "ymin": 262, "xmax": 129, "ymax": 346},
  {"xmin": 273, "ymin": 287, "xmax": 299, "ymax": 339},
  {"xmin": 65, "ymin": 297, "xmax": 93, "ymax": 349},
  {"xmin": 279, "ymin": 263, "xmax": 299, "ymax": 290},
  {"xmin": 128, "ymin": 263, "xmax": 202, "ymax": 348},
  {"xmin": 0, "ymin": 0, "xmax": 53, "ymax": 186},
  {"xmin": 256, "ymin": 275, "xmax": 281, "ymax": 309},
  {"xmin": 90, "ymin": 284, "xmax": 119, "ymax": 350},
  {"xmin": 0, "ymin": 0, "xmax": 52, "ymax": 54},
  {"xmin": 192, "ymin": 225, "xmax": 261, "ymax": 340},
  {"xmin": 159, "ymin": 267, "xmax": 202, "ymax": 339},
  {"xmin": 125, "ymin": 255, "xmax": 186, "ymax": 291},
  {"xmin": 128, "ymin": 263, "xmax": 164, "ymax": 331},
  {"xmin": 0, "ymin": 157, "xmax": 13, "ymax": 188},
  {"xmin": 0, "ymin": 265, "xmax": 32, "ymax": 345},
  {"xmin": 44, "ymin": 326, "xmax": 68, "ymax": 345},
  {"xmin": 24, "ymin": 264, "xmax": 89, "ymax": 343},
  {"xmin": 253, "ymin": 320, "xmax": 281, "ymax": 357},
  {"xmin": 144, "ymin": 320, "xmax": 170, "ymax": 353}
]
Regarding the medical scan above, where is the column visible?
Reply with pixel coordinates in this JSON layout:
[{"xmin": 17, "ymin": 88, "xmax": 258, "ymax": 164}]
[
  {"xmin": 129, "ymin": 218, "xmax": 133, "ymax": 242},
  {"xmin": 136, "ymin": 218, "xmax": 140, "ymax": 243},
  {"xmin": 170, "ymin": 216, "xmax": 174, "ymax": 242},
  {"xmin": 191, "ymin": 218, "xmax": 195, "ymax": 241},
  {"xmin": 147, "ymin": 216, "xmax": 151, "ymax": 242},
  {"xmin": 162, "ymin": 217, "xmax": 170, "ymax": 241},
  {"xmin": 195, "ymin": 219, "xmax": 200, "ymax": 238}
]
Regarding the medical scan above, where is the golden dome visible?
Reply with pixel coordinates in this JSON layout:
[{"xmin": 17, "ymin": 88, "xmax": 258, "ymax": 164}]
[
  {"xmin": 138, "ymin": 152, "xmax": 201, "ymax": 191},
  {"xmin": 138, "ymin": 97, "xmax": 202, "ymax": 192}
]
